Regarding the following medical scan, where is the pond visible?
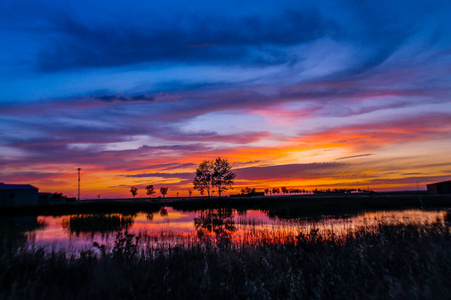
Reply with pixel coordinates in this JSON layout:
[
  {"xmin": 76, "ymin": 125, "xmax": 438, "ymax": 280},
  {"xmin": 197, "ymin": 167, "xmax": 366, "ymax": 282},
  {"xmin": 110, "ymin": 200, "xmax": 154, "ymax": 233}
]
[{"xmin": 2, "ymin": 208, "xmax": 448, "ymax": 254}]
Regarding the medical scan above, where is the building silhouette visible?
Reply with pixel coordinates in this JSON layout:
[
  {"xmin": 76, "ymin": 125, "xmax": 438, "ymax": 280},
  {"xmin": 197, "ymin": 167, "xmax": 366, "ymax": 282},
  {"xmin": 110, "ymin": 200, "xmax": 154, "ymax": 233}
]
[
  {"xmin": 427, "ymin": 180, "xmax": 451, "ymax": 194},
  {"xmin": 0, "ymin": 183, "xmax": 38, "ymax": 206}
]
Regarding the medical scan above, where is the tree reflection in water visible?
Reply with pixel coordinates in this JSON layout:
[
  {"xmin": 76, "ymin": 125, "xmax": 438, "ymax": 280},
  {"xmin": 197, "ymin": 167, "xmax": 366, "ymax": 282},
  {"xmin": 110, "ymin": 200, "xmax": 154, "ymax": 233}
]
[
  {"xmin": 194, "ymin": 208, "xmax": 236, "ymax": 244},
  {"xmin": 62, "ymin": 214, "xmax": 135, "ymax": 237},
  {"xmin": 146, "ymin": 207, "xmax": 169, "ymax": 221},
  {"xmin": 0, "ymin": 216, "xmax": 45, "ymax": 253}
]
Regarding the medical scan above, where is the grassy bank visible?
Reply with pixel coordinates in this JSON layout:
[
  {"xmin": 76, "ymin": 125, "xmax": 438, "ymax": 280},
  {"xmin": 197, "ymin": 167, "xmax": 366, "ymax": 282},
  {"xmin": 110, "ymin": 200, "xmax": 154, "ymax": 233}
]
[
  {"xmin": 1, "ymin": 194, "xmax": 450, "ymax": 218},
  {"xmin": 0, "ymin": 199, "xmax": 163, "ymax": 216},
  {"xmin": 1, "ymin": 221, "xmax": 451, "ymax": 299},
  {"xmin": 171, "ymin": 194, "xmax": 451, "ymax": 219}
]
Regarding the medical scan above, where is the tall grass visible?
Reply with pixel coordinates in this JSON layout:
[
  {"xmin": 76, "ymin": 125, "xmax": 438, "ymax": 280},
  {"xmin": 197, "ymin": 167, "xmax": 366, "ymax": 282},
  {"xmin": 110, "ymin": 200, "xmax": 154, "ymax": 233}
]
[
  {"xmin": 62, "ymin": 214, "xmax": 135, "ymax": 237},
  {"xmin": 1, "ymin": 220, "xmax": 451, "ymax": 299}
]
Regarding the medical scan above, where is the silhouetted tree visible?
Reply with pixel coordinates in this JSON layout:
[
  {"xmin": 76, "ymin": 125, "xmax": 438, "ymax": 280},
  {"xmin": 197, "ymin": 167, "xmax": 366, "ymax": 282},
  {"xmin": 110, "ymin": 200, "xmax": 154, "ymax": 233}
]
[
  {"xmin": 160, "ymin": 187, "xmax": 168, "ymax": 197},
  {"xmin": 145, "ymin": 185, "xmax": 155, "ymax": 197},
  {"xmin": 130, "ymin": 187, "xmax": 138, "ymax": 198},
  {"xmin": 193, "ymin": 160, "xmax": 214, "ymax": 197},
  {"xmin": 213, "ymin": 157, "xmax": 236, "ymax": 197},
  {"xmin": 241, "ymin": 187, "xmax": 256, "ymax": 195},
  {"xmin": 53, "ymin": 192, "xmax": 67, "ymax": 199},
  {"xmin": 281, "ymin": 187, "xmax": 288, "ymax": 194},
  {"xmin": 264, "ymin": 188, "xmax": 270, "ymax": 194},
  {"xmin": 188, "ymin": 189, "xmax": 192, "ymax": 197},
  {"xmin": 193, "ymin": 157, "xmax": 236, "ymax": 197}
]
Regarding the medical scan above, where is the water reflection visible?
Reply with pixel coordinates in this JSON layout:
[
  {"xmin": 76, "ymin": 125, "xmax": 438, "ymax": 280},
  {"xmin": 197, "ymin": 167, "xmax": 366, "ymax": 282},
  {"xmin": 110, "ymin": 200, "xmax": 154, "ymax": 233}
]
[
  {"xmin": 26, "ymin": 208, "xmax": 448, "ymax": 253},
  {"xmin": 194, "ymin": 208, "xmax": 236, "ymax": 241},
  {"xmin": 62, "ymin": 214, "xmax": 135, "ymax": 237},
  {"xmin": 145, "ymin": 207, "xmax": 170, "ymax": 221},
  {"xmin": 0, "ymin": 216, "xmax": 45, "ymax": 253}
]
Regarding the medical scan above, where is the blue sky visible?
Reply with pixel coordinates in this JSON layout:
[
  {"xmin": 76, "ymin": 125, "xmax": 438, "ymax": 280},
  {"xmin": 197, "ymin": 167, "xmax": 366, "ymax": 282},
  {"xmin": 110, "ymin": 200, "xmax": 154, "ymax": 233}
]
[{"xmin": 1, "ymin": 0, "xmax": 450, "ymax": 197}]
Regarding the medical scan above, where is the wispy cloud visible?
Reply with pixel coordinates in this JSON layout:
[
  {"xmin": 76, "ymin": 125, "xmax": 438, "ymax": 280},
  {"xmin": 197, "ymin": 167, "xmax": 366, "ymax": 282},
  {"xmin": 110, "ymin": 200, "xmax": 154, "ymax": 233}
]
[
  {"xmin": 336, "ymin": 154, "xmax": 373, "ymax": 160},
  {"xmin": 1, "ymin": 0, "xmax": 450, "ymax": 197}
]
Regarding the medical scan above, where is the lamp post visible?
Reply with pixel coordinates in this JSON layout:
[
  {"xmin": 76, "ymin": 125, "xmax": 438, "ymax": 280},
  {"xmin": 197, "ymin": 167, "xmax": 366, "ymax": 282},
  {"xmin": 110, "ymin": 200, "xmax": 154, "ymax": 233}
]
[{"xmin": 77, "ymin": 168, "xmax": 81, "ymax": 201}]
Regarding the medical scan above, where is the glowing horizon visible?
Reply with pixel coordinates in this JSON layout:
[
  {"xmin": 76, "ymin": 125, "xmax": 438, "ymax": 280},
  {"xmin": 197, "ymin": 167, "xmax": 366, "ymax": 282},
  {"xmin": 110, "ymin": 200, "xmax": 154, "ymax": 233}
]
[{"xmin": 1, "ymin": 0, "xmax": 450, "ymax": 198}]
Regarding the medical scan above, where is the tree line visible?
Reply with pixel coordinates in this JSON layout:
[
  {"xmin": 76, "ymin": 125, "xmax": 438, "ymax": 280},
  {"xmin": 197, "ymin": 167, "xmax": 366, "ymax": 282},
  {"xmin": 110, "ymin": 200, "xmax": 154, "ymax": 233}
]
[
  {"xmin": 128, "ymin": 157, "xmax": 367, "ymax": 198},
  {"xmin": 129, "ymin": 157, "xmax": 236, "ymax": 198}
]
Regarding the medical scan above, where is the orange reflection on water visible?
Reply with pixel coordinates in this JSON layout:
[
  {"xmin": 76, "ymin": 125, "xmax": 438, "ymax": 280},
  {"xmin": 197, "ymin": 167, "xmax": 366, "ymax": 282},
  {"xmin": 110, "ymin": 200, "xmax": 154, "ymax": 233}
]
[{"xmin": 30, "ymin": 208, "xmax": 447, "ymax": 252}]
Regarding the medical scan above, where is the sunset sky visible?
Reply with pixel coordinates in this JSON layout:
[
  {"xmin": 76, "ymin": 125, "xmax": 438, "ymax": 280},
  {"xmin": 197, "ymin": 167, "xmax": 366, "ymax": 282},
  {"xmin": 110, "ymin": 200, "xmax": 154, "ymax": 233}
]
[{"xmin": 1, "ymin": 0, "xmax": 450, "ymax": 198}]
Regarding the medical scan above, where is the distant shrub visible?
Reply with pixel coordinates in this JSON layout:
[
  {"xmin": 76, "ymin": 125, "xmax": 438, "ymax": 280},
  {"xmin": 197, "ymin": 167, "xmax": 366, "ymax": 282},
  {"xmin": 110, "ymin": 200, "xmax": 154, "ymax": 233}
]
[{"xmin": 62, "ymin": 214, "xmax": 135, "ymax": 236}]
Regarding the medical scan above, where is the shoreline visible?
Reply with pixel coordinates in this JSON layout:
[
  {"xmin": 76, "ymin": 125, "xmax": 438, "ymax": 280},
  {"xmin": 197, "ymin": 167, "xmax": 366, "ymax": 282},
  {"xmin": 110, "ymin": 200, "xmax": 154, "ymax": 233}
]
[{"xmin": 1, "ymin": 193, "xmax": 450, "ymax": 217}]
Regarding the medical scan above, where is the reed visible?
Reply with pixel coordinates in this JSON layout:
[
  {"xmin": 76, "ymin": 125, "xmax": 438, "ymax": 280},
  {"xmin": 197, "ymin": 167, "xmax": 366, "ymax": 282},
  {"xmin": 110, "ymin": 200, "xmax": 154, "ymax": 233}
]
[
  {"xmin": 1, "ymin": 221, "xmax": 450, "ymax": 299},
  {"xmin": 62, "ymin": 214, "xmax": 135, "ymax": 237}
]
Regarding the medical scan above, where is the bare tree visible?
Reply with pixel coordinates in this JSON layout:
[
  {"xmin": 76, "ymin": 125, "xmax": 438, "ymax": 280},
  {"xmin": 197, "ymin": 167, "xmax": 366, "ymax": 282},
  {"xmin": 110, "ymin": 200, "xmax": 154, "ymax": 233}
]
[{"xmin": 130, "ymin": 187, "xmax": 138, "ymax": 198}]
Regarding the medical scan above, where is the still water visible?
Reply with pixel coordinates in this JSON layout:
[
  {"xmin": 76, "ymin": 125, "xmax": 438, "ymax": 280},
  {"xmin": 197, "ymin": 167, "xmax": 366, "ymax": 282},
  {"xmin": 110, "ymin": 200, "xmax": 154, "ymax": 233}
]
[{"xmin": 20, "ymin": 208, "xmax": 447, "ymax": 253}]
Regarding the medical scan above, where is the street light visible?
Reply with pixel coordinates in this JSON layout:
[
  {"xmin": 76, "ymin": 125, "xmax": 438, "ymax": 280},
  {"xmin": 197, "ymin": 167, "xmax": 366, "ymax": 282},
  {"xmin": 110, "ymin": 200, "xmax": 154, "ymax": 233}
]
[{"xmin": 77, "ymin": 168, "xmax": 81, "ymax": 201}]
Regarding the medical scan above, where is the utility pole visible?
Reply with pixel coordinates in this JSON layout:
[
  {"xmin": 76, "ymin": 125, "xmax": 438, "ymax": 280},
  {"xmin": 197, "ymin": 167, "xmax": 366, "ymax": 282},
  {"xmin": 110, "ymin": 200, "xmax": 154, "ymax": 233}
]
[{"xmin": 77, "ymin": 168, "xmax": 81, "ymax": 201}]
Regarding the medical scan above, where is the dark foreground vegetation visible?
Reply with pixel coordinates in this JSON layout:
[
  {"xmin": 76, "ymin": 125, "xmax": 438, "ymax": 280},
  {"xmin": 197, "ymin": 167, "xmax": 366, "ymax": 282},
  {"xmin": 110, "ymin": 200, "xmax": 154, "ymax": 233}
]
[{"xmin": 1, "ymin": 219, "xmax": 451, "ymax": 299}]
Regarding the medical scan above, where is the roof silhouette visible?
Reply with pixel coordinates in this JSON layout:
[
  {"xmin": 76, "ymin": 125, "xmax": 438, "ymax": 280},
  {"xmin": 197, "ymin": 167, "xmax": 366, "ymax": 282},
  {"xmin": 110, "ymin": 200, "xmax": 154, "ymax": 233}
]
[{"xmin": 0, "ymin": 183, "xmax": 38, "ymax": 190}]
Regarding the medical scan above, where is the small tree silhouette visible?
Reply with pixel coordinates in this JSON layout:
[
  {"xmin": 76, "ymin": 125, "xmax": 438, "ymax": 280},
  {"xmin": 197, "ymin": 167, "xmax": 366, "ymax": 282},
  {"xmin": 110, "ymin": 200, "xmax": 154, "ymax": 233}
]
[
  {"xmin": 188, "ymin": 189, "xmax": 192, "ymax": 197},
  {"xmin": 130, "ymin": 187, "xmax": 138, "ymax": 198},
  {"xmin": 145, "ymin": 185, "xmax": 155, "ymax": 197},
  {"xmin": 241, "ymin": 187, "xmax": 256, "ymax": 195},
  {"xmin": 160, "ymin": 187, "xmax": 168, "ymax": 198},
  {"xmin": 53, "ymin": 192, "xmax": 67, "ymax": 199}
]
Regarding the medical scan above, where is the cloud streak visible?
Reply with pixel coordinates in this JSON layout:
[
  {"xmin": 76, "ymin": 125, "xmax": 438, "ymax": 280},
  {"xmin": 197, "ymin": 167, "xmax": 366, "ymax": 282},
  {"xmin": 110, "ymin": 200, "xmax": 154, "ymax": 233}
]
[
  {"xmin": 1, "ymin": 0, "xmax": 450, "ymax": 197},
  {"xmin": 35, "ymin": 10, "xmax": 330, "ymax": 72}
]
